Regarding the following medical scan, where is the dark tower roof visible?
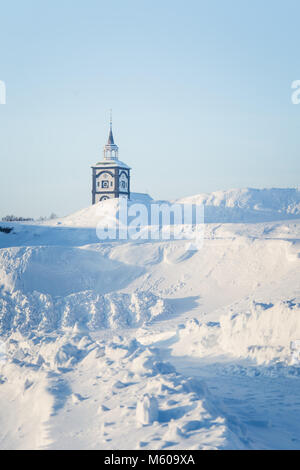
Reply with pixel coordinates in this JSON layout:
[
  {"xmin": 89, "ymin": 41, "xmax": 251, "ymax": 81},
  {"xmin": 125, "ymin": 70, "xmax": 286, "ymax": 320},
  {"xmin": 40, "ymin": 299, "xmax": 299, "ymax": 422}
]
[
  {"xmin": 107, "ymin": 127, "xmax": 115, "ymax": 145},
  {"xmin": 107, "ymin": 110, "xmax": 115, "ymax": 145}
]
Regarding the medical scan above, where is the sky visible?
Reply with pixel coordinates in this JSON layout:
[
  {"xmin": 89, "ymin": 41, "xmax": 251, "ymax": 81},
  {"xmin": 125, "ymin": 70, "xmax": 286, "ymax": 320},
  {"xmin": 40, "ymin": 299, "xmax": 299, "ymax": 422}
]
[{"xmin": 0, "ymin": 0, "xmax": 300, "ymax": 218}]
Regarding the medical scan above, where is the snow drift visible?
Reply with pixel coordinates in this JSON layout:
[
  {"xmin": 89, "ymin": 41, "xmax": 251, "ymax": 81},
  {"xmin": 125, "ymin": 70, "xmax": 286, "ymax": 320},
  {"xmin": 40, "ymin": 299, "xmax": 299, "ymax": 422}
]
[
  {"xmin": 0, "ymin": 290, "xmax": 171, "ymax": 335},
  {"xmin": 0, "ymin": 333, "xmax": 245, "ymax": 449},
  {"xmin": 219, "ymin": 300, "xmax": 300, "ymax": 364},
  {"xmin": 0, "ymin": 246, "xmax": 143, "ymax": 296},
  {"xmin": 172, "ymin": 299, "xmax": 300, "ymax": 365}
]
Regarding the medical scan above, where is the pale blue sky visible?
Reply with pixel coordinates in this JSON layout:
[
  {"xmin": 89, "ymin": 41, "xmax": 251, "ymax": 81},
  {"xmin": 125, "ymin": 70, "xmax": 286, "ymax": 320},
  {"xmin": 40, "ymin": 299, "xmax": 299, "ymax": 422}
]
[{"xmin": 0, "ymin": 0, "xmax": 300, "ymax": 218}]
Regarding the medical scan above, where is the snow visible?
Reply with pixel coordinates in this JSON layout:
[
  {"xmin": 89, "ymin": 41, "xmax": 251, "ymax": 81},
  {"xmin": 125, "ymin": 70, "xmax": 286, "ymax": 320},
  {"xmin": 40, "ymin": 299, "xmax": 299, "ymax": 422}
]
[
  {"xmin": 177, "ymin": 187, "xmax": 300, "ymax": 222},
  {"xmin": 0, "ymin": 188, "xmax": 300, "ymax": 449},
  {"xmin": 22, "ymin": 187, "xmax": 300, "ymax": 229},
  {"xmin": 0, "ymin": 289, "xmax": 171, "ymax": 335},
  {"xmin": 37, "ymin": 192, "xmax": 153, "ymax": 228},
  {"xmin": 136, "ymin": 395, "xmax": 159, "ymax": 426},
  {"xmin": 93, "ymin": 158, "xmax": 130, "ymax": 169},
  {"xmin": 172, "ymin": 300, "xmax": 300, "ymax": 365}
]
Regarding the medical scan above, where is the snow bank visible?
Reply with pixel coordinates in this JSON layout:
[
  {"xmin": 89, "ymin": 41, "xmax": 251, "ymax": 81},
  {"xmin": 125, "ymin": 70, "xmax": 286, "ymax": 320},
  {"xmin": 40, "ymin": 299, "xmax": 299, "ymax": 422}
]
[
  {"xmin": 219, "ymin": 300, "xmax": 300, "ymax": 364},
  {"xmin": 0, "ymin": 245, "xmax": 143, "ymax": 295},
  {"xmin": 0, "ymin": 290, "xmax": 171, "ymax": 335},
  {"xmin": 172, "ymin": 300, "xmax": 300, "ymax": 365}
]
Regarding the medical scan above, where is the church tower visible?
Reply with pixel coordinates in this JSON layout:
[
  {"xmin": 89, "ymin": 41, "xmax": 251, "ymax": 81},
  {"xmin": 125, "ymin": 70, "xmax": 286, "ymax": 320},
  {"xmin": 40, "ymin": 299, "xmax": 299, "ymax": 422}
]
[{"xmin": 92, "ymin": 117, "xmax": 131, "ymax": 204}]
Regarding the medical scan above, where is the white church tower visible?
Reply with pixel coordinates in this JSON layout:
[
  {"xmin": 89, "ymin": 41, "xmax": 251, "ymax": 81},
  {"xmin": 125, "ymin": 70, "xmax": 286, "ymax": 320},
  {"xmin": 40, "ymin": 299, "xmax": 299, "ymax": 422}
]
[{"xmin": 92, "ymin": 116, "xmax": 131, "ymax": 204}]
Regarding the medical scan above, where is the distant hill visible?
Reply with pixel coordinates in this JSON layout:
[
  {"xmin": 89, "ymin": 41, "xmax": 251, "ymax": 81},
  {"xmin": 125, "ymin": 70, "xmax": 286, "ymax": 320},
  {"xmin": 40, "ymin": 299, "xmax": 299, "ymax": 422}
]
[{"xmin": 177, "ymin": 188, "xmax": 300, "ymax": 222}]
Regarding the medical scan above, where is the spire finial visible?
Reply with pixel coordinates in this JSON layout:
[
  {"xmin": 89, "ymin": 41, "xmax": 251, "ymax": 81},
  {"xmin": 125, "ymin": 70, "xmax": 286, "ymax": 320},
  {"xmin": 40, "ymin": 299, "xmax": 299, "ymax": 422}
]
[{"xmin": 110, "ymin": 109, "xmax": 112, "ymax": 131}]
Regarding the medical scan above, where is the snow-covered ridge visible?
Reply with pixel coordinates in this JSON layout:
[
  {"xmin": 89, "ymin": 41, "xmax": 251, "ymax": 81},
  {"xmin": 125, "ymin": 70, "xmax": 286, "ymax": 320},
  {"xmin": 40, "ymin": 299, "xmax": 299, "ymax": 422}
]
[
  {"xmin": 177, "ymin": 187, "xmax": 300, "ymax": 222},
  {"xmin": 178, "ymin": 187, "xmax": 300, "ymax": 211},
  {"xmin": 38, "ymin": 188, "xmax": 300, "ymax": 228}
]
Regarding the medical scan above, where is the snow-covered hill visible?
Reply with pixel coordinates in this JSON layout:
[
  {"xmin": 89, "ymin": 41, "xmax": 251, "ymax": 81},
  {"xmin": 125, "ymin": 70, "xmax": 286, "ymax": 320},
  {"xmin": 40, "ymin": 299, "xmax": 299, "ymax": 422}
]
[
  {"xmin": 177, "ymin": 187, "xmax": 300, "ymax": 222},
  {"xmin": 0, "ymin": 188, "xmax": 300, "ymax": 450},
  {"xmin": 23, "ymin": 187, "xmax": 300, "ymax": 229},
  {"xmin": 39, "ymin": 193, "xmax": 153, "ymax": 228}
]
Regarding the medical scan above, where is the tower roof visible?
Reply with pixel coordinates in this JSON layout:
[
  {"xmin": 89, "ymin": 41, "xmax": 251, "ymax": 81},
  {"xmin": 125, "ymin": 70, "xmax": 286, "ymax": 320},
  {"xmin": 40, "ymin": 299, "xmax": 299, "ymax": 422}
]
[
  {"xmin": 107, "ymin": 110, "xmax": 115, "ymax": 145},
  {"xmin": 107, "ymin": 127, "xmax": 115, "ymax": 145}
]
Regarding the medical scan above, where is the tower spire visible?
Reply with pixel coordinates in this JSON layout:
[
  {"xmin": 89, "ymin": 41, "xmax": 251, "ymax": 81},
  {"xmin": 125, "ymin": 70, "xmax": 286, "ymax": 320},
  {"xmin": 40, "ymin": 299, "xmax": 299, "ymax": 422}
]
[
  {"xmin": 104, "ymin": 110, "xmax": 118, "ymax": 160},
  {"xmin": 107, "ymin": 109, "xmax": 115, "ymax": 146}
]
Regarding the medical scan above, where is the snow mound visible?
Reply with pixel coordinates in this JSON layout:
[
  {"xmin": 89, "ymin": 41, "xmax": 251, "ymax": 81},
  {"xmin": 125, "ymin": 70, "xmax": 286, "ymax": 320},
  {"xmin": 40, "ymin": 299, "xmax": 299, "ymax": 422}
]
[
  {"xmin": 178, "ymin": 188, "xmax": 300, "ymax": 222},
  {"xmin": 0, "ymin": 290, "xmax": 171, "ymax": 335},
  {"xmin": 42, "ymin": 193, "xmax": 153, "ymax": 228},
  {"xmin": 173, "ymin": 300, "xmax": 300, "ymax": 365},
  {"xmin": 219, "ymin": 300, "xmax": 300, "ymax": 364}
]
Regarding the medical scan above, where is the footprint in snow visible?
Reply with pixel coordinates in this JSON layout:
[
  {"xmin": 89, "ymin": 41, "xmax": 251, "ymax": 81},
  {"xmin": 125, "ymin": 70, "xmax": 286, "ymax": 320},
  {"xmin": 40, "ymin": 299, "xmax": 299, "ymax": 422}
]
[
  {"xmin": 71, "ymin": 393, "xmax": 88, "ymax": 404},
  {"xmin": 97, "ymin": 404, "xmax": 110, "ymax": 414}
]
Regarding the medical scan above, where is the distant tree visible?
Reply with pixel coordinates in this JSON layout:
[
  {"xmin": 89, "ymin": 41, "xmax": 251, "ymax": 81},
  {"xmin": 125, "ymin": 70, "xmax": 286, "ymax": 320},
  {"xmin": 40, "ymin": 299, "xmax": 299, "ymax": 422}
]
[
  {"xmin": 1, "ymin": 215, "xmax": 34, "ymax": 222},
  {"xmin": 49, "ymin": 213, "xmax": 58, "ymax": 220}
]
